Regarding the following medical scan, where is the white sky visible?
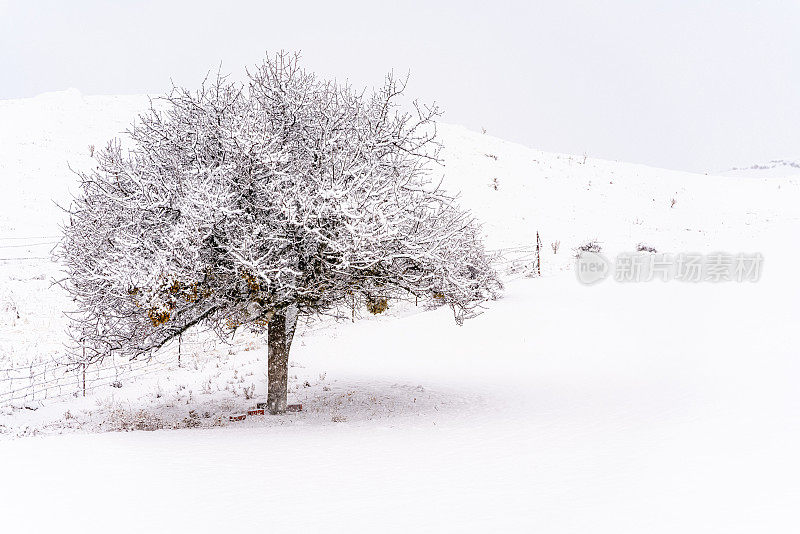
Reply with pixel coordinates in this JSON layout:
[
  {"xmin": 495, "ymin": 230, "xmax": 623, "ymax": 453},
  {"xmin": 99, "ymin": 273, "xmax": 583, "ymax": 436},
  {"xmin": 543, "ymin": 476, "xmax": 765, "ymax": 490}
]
[{"xmin": 1, "ymin": 0, "xmax": 798, "ymax": 173}]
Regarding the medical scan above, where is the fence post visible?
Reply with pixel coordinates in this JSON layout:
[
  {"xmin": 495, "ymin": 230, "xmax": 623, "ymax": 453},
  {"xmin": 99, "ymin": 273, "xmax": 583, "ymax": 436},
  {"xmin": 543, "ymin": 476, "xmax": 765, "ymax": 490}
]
[
  {"xmin": 178, "ymin": 333, "xmax": 182, "ymax": 368},
  {"xmin": 535, "ymin": 231, "xmax": 542, "ymax": 276}
]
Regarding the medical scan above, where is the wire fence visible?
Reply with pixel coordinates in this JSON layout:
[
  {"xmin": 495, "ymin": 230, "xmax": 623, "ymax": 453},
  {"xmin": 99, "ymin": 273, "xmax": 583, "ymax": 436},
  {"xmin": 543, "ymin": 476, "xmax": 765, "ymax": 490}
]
[
  {"xmin": 0, "ymin": 236, "xmax": 548, "ymax": 408},
  {"xmin": 0, "ymin": 235, "xmax": 58, "ymax": 262},
  {"xmin": 488, "ymin": 234, "xmax": 552, "ymax": 281},
  {"xmin": 0, "ymin": 334, "xmax": 216, "ymax": 408}
]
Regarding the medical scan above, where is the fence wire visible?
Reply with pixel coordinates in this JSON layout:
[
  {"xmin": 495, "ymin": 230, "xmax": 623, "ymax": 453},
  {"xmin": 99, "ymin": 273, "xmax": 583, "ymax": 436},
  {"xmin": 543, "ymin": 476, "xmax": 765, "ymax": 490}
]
[
  {"xmin": 0, "ymin": 334, "xmax": 215, "ymax": 408},
  {"xmin": 1, "ymin": 241, "xmax": 545, "ymax": 408}
]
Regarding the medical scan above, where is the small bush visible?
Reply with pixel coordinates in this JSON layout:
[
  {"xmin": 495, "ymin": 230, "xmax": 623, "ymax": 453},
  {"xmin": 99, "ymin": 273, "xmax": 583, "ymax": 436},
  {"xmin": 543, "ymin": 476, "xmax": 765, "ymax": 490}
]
[
  {"xmin": 106, "ymin": 408, "xmax": 165, "ymax": 432},
  {"xmin": 636, "ymin": 243, "xmax": 657, "ymax": 253},
  {"xmin": 551, "ymin": 241, "xmax": 560, "ymax": 254},
  {"xmin": 182, "ymin": 410, "xmax": 201, "ymax": 428},
  {"xmin": 574, "ymin": 240, "xmax": 602, "ymax": 258},
  {"xmin": 366, "ymin": 296, "xmax": 388, "ymax": 314}
]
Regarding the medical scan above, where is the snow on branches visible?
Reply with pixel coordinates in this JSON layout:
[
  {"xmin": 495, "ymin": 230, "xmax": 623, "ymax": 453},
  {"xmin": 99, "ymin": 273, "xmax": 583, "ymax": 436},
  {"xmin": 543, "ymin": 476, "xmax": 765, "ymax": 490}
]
[{"xmin": 57, "ymin": 52, "xmax": 501, "ymax": 363}]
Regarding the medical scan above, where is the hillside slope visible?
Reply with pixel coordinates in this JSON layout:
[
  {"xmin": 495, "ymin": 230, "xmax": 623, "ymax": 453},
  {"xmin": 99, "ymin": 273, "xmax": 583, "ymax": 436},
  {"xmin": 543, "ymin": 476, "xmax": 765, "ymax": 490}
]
[{"xmin": 1, "ymin": 91, "xmax": 799, "ymax": 532}]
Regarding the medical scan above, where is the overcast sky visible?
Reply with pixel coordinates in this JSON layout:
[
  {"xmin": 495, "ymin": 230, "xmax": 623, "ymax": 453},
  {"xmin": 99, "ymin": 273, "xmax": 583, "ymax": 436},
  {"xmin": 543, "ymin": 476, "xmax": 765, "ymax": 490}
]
[{"xmin": 1, "ymin": 0, "xmax": 798, "ymax": 173}]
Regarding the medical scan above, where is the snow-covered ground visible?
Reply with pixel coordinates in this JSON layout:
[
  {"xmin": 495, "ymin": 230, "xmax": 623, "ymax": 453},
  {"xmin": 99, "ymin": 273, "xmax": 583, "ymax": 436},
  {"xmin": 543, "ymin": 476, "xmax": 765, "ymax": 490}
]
[{"xmin": 1, "ymin": 90, "xmax": 799, "ymax": 532}]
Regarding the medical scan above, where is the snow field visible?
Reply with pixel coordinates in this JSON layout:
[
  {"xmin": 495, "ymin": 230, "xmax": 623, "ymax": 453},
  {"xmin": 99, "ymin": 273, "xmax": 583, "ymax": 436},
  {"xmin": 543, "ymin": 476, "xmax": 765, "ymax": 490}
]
[{"xmin": 1, "ymin": 91, "xmax": 799, "ymax": 532}]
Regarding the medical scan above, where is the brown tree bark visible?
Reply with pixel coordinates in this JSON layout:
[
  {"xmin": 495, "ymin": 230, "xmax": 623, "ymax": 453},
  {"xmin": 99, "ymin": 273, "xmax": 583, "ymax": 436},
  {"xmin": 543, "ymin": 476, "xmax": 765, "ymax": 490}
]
[{"xmin": 267, "ymin": 305, "xmax": 298, "ymax": 414}]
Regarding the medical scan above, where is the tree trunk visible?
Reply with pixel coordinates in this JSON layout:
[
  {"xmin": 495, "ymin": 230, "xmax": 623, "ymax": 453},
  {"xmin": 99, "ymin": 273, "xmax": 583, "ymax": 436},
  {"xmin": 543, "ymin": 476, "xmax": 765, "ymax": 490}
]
[{"xmin": 267, "ymin": 305, "xmax": 298, "ymax": 414}]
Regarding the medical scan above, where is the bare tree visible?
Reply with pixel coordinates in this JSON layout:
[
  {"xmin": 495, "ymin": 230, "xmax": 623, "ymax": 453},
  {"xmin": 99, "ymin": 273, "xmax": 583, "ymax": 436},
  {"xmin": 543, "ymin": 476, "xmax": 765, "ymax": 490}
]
[{"xmin": 57, "ymin": 53, "xmax": 501, "ymax": 414}]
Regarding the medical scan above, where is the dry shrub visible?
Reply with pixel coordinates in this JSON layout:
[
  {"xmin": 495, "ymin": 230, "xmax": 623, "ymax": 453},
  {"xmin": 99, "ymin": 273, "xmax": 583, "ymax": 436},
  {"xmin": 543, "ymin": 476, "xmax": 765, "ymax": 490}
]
[
  {"xmin": 366, "ymin": 296, "xmax": 388, "ymax": 315},
  {"xmin": 574, "ymin": 239, "xmax": 602, "ymax": 258},
  {"xmin": 106, "ymin": 408, "xmax": 165, "ymax": 432}
]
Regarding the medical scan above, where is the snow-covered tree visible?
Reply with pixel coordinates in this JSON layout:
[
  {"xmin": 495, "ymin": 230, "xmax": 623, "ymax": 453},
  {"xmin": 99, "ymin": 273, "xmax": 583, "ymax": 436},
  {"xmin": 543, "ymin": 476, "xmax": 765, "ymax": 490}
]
[{"xmin": 58, "ymin": 53, "xmax": 501, "ymax": 413}]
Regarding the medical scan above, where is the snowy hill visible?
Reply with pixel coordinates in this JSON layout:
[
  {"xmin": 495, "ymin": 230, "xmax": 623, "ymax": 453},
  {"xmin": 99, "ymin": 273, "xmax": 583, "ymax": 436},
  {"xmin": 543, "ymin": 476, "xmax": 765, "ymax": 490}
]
[
  {"xmin": 1, "ymin": 90, "xmax": 799, "ymax": 532},
  {"xmin": 719, "ymin": 158, "xmax": 800, "ymax": 179}
]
